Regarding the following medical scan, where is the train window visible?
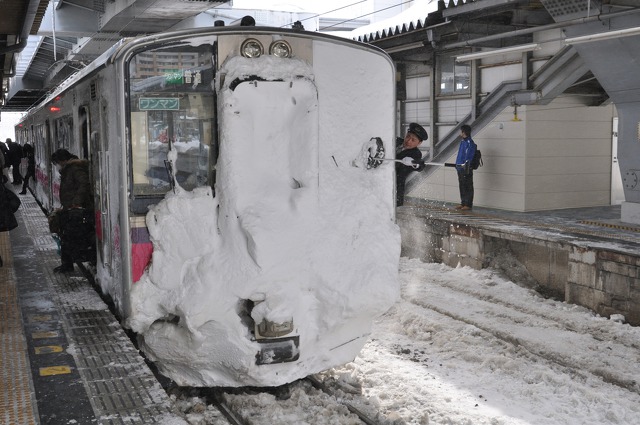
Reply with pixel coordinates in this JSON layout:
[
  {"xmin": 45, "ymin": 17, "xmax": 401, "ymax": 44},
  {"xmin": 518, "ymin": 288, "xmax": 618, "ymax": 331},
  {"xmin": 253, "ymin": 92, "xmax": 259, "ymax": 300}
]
[
  {"xmin": 128, "ymin": 42, "xmax": 215, "ymax": 198},
  {"xmin": 55, "ymin": 116, "xmax": 74, "ymax": 151}
]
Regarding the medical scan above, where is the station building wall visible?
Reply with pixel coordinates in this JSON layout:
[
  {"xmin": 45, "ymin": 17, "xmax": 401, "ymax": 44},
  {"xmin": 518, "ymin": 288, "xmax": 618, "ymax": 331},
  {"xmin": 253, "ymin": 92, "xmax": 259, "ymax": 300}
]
[{"xmin": 408, "ymin": 97, "xmax": 615, "ymax": 212}]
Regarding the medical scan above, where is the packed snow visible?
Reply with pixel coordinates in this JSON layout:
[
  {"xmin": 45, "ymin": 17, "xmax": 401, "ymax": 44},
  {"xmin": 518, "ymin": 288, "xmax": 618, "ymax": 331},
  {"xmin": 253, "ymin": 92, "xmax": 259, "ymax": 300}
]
[{"xmin": 173, "ymin": 257, "xmax": 640, "ymax": 424}]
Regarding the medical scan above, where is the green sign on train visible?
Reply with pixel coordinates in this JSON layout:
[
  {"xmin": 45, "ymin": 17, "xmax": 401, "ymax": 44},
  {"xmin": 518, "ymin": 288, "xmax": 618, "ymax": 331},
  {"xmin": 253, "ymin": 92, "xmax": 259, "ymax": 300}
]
[{"xmin": 139, "ymin": 98, "xmax": 180, "ymax": 111}]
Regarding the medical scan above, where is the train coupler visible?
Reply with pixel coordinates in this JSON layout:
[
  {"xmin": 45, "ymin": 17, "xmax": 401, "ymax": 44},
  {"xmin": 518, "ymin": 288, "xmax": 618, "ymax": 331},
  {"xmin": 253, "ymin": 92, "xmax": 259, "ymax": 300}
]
[{"xmin": 255, "ymin": 335, "xmax": 300, "ymax": 365}]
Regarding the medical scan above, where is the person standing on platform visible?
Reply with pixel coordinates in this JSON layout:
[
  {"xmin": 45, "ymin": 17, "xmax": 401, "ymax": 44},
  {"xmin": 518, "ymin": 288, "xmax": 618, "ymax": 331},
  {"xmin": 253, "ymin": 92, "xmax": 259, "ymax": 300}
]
[
  {"xmin": 0, "ymin": 180, "xmax": 21, "ymax": 267},
  {"xmin": 0, "ymin": 142, "xmax": 5, "ymax": 172},
  {"xmin": 455, "ymin": 124, "xmax": 477, "ymax": 211},
  {"xmin": 19, "ymin": 144, "xmax": 35, "ymax": 195},
  {"xmin": 395, "ymin": 123, "xmax": 428, "ymax": 206},
  {"xmin": 0, "ymin": 140, "xmax": 8, "ymax": 183},
  {"xmin": 6, "ymin": 138, "xmax": 23, "ymax": 186},
  {"xmin": 50, "ymin": 149, "xmax": 96, "ymax": 273}
]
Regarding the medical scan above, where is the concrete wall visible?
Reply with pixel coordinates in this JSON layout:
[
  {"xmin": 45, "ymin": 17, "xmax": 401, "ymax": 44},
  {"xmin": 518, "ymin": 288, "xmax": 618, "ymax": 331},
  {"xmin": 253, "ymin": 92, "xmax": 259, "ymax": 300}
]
[
  {"xmin": 397, "ymin": 210, "xmax": 640, "ymax": 325},
  {"xmin": 525, "ymin": 98, "xmax": 614, "ymax": 210}
]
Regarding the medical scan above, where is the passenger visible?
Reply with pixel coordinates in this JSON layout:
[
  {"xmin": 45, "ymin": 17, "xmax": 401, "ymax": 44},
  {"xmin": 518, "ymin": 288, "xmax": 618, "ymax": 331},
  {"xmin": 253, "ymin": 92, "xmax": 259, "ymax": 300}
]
[
  {"xmin": 0, "ymin": 140, "xmax": 8, "ymax": 183},
  {"xmin": 0, "ymin": 180, "xmax": 21, "ymax": 267},
  {"xmin": 19, "ymin": 143, "xmax": 35, "ymax": 195},
  {"xmin": 50, "ymin": 149, "xmax": 96, "ymax": 273},
  {"xmin": 395, "ymin": 123, "xmax": 427, "ymax": 206},
  {"xmin": 455, "ymin": 124, "xmax": 477, "ymax": 211},
  {"xmin": 6, "ymin": 138, "xmax": 23, "ymax": 186}
]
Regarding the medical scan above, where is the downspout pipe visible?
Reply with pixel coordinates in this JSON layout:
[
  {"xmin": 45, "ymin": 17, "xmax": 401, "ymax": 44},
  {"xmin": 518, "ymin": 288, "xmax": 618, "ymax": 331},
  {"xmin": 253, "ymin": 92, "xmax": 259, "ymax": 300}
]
[
  {"xmin": 1, "ymin": 0, "xmax": 41, "ymax": 105},
  {"xmin": 0, "ymin": 0, "xmax": 41, "ymax": 54},
  {"xmin": 0, "ymin": 39, "xmax": 28, "ymax": 55}
]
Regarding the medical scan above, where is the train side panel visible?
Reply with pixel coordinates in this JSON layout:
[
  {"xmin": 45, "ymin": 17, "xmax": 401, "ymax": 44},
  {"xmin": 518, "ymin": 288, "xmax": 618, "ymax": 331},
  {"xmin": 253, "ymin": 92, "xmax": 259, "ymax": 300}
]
[{"xmin": 89, "ymin": 68, "xmax": 129, "ymax": 316}]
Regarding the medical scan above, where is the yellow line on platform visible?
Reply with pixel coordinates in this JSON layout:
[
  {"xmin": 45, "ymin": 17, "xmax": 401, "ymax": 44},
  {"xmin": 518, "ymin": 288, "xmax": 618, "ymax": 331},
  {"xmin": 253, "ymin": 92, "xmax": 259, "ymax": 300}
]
[
  {"xmin": 32, "ymin": 331, "xmax": 59, "ymax": 339},
  {"xmin": 39, "ymin": 366, "xmax": 72, "ymax": 376},
  {"xmin": 35, "ymin": 346, "xmax": 64, "ymax": 355},
  {"xmin": 0, "ymin": 231, "xmax": 38, "ymax": 425}
]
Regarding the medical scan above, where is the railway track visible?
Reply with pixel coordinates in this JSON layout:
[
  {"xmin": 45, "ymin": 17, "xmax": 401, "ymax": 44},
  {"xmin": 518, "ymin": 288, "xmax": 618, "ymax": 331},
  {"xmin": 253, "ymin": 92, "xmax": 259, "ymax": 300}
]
[
  {"xmin": 397, "ymin": 262, "xmax": 640, "ymax": 395},
  {"xmin": 169, "ymin": 377, "xmax": 389, "ymax": 425}
]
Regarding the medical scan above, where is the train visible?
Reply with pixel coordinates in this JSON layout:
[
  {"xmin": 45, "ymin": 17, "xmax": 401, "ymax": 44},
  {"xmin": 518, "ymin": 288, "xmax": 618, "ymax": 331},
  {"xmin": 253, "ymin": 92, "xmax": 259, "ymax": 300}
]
[{"xmin": 16, "ymin": 26, "xmax": 401, "ymax": 387}]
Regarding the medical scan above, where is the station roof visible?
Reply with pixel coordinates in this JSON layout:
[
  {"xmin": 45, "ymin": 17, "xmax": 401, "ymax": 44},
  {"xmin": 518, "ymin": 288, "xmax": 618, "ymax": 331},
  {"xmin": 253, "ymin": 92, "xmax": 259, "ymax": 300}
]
[
  {"xmin": 2, "ymin": 0, "xmax": 639, "ymax": 114},
  {"xmin": 1, "ymin": 0, "xmax": 50, "ymax": 112},
  {"xmin": 2, "ymin": 0, "xmax": 227, "ymax": 113}
]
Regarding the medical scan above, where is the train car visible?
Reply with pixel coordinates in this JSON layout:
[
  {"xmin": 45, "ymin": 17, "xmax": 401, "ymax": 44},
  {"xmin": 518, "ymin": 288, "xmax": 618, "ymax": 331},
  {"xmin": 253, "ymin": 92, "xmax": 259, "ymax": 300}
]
[{"xmin": 16, "ymin": 27, "xmax": 400, "ymax": 387}]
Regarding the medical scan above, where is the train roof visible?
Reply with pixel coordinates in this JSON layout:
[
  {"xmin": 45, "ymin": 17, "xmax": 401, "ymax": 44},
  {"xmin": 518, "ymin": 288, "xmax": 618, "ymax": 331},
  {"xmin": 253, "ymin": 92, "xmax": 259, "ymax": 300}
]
[{"xmin": 20, "ymin": 26, "xmax": 390, "ymax": 120}]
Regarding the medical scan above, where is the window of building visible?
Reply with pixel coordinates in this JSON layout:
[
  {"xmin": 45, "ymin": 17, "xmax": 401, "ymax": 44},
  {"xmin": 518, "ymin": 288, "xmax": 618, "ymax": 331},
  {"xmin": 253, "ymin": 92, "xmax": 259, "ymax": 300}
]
[{"xmin": 437, "ymin": 53, "xmax": 470, "ymax": 96}]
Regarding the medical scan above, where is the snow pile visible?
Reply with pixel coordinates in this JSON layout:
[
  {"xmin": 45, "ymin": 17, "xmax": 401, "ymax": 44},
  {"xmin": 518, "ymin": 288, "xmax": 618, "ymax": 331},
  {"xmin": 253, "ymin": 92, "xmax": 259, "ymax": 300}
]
[{"xmin": 170, "ymin": 258, "xmax": 640, "ymax": 424}]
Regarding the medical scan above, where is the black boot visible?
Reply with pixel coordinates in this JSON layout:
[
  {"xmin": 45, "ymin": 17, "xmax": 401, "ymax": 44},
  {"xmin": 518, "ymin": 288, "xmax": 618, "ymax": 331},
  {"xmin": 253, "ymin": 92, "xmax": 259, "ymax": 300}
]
[{"xmin": 54, "ymin": 263, "xmax": 74, "ymax": 273}]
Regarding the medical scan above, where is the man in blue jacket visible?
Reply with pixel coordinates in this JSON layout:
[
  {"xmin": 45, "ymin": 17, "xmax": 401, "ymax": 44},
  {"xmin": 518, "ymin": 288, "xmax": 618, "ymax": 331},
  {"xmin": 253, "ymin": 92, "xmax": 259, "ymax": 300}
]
[{"xmin": 455, "ymin": 125, "xmax": 476, "ymax": 210}]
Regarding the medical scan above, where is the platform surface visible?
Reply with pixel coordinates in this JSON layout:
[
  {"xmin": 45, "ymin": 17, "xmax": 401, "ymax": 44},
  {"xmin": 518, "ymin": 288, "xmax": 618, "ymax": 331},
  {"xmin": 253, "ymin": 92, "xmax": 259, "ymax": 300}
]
[{"xmin": 0, "ymin": 186, "xmax": 184, "ymax": 424}]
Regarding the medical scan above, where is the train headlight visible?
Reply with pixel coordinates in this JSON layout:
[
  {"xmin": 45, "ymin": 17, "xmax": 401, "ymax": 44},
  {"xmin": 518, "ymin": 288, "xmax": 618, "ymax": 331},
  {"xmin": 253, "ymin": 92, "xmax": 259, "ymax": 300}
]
[
  {"xmin": 241, "ymin": 38, "xmax": 264, "ymax": 58},
  {"xmin": 269, "ymin": 40, "xmax": 292, "ymax": 58}
]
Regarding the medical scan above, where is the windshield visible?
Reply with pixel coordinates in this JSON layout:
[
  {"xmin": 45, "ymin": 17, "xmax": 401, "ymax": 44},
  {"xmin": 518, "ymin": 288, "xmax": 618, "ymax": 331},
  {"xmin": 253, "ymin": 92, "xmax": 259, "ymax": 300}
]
[{"xmin": 128, "ymin": 41, "xmax": 216, "ymax": 197}]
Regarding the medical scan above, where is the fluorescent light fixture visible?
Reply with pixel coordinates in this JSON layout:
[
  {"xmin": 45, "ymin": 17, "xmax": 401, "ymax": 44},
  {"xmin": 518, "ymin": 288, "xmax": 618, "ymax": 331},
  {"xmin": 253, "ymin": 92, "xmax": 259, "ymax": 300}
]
[
  {"xmin": 455, "ymin": 43, "xmax": 540, "ymax": 62},
  {"xmin": 564, "ymin": 26, "xmax": 640, "ymax": 45}
]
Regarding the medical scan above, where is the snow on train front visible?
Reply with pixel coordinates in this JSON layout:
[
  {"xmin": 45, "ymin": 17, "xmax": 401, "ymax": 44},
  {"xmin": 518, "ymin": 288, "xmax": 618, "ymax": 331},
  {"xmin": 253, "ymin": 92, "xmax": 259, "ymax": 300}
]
[{"xmin": 125, "ymin": 29, "xmax": 400, "ymax": 387}]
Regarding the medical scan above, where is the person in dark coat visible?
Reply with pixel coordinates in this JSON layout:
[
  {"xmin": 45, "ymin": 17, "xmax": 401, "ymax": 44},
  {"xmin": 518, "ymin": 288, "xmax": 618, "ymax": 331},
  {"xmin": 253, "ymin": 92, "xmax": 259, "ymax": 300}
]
[
  {"xmin": 0, "ymin": 141, "xmax": 9, "ymax": 182},
  {"xmin": 0, "ymin": 181, "xmax": 21, "ymax": 267},
  {"xmin": 6, "ymin": 138, "xmax": 23, "ymax": 185},
  {"xmin": 395, "ymin": 123, "xmax": 428, "ymax": 206},
  {"xmin": 19, "ymin": 143, "xmax": 35, "ymax": 195},
  {"xmin": 50, "ymin": 148, "xmax": 96, "ymax": 273}
]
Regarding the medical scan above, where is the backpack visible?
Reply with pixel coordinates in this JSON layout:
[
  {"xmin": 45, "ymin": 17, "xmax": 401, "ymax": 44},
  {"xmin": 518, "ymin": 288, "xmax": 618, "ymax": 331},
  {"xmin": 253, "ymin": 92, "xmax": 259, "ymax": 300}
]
[{"xmin": 471, "ymin": 148, "xmax": 483, "ymax": 170}]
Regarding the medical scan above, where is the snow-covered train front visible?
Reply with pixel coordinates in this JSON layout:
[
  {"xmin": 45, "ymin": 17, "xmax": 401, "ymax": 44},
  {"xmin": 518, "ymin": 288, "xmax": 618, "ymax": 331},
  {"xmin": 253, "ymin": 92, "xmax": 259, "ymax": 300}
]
[{"xmin": 16, "ymin": 27, "xmax": 400, "ymax": 387}]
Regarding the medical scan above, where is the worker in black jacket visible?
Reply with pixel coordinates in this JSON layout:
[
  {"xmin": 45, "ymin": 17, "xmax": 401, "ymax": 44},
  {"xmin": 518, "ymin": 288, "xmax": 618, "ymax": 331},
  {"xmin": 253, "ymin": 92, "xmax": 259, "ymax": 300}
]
[{"xmin": 395, "ymin": 123, "xmax": 428, "ymax": 206}]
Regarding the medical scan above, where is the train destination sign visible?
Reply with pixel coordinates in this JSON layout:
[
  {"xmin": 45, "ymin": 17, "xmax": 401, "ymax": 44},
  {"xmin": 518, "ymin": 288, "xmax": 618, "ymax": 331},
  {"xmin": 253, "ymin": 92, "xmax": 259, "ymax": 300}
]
[{"xmin": 139, "ymin": 97, "xmax": 180, "ymax": 110}]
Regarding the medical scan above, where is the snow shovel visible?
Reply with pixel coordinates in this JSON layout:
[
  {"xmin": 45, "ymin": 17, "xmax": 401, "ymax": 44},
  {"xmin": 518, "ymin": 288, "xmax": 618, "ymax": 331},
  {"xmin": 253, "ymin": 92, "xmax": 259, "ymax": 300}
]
[{"xmin": 375, "ymin": 158, "xmax": 460, "ymax": 168}]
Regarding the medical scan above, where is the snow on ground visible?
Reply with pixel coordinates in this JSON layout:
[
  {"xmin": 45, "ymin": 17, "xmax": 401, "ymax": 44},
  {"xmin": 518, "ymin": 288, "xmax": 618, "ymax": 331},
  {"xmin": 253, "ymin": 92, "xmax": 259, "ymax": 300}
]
[{"xmin": 177, "ymin": 257, "xmax": 640, "ymax": 424}]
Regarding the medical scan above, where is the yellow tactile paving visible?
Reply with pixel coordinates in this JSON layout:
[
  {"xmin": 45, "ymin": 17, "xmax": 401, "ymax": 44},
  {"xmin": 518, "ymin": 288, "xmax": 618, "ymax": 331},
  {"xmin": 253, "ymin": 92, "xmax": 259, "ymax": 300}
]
[
  {"xmin": 39, "ymin": 366, "xmax": 72, "ymax": 376},
  {"xmin": 0, "ymin": 231, "xmax": 38, "ymax": 425},
  {"xmin": 34, "ymin": 346, "xmax": 64, "ymax": 355},
  {"xmin": 32, "ymin": 331, "xmax": 60, "ymax": 339},
  {"xmin": 29, "ymin": 315, "xmax": 53, "ymax": 322}
]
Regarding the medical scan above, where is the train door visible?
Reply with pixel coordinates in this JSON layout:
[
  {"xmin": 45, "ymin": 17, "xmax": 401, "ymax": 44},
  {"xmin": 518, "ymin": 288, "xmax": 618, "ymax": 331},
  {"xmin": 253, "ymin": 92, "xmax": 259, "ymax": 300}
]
[
  {"xmin": 32, "ymin": 124, "xmax": 46, "ymax": 206},
  {"xmin": 126, "ymin": 40, "xmax": 216, "ymax": 285},
  {"xmin": 45, "ymin": 120, "xmax": 56, "ymax": 211},
  {"xmin": 80, "ymin": 106, "xmax": 91, "ymax": 159},
  {"xmin": 95, "ymin": 100, "xmax": 112, "ymax": 272}
]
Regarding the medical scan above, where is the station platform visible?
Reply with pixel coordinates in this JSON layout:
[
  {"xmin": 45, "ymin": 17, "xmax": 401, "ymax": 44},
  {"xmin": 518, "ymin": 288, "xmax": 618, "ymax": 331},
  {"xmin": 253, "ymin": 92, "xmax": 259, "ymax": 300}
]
[
  {"xmin": 398, "ymin": 196, "xmax": 640, "ymax": 325},
  {"xmin": 0, "ymin": 185, "xmax": 184, "ymax": 424},
  {"xmin": 403, "ymin": 197, "xmax": 640, "ymax": 245}
]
